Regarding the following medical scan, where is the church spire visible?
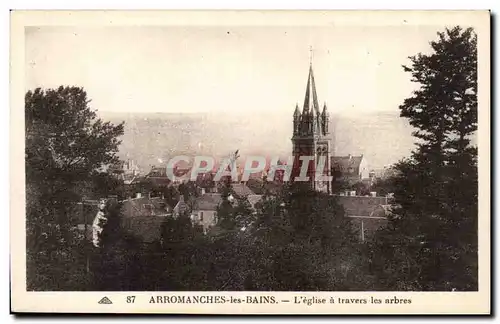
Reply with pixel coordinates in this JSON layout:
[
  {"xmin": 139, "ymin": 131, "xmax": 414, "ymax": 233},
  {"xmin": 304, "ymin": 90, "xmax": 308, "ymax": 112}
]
[
  {"xmin": 322, "ymin": 102, "xmax": 329, "ymax": 135},
  {"xmin": 294, "ymin": 103, "xmax": 300, "ymax": 117},
  {"xmin": 302, "ymin": 61, "xmax": 320, "ymax": 116}
]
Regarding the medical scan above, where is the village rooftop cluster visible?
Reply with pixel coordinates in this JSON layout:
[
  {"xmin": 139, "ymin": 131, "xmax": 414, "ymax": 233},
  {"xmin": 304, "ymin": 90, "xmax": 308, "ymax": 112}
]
[{"xmin": 154, "ymin": 155, "xmax": 332, "ymax": 182}]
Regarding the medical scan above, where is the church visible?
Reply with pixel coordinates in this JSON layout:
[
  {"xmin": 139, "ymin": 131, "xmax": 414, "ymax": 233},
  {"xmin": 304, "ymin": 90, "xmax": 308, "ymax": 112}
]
[
  {"xmin": 290, "ymin": 58, "xmax": 394, "ymax": 242},
  {"xmin": 291, "ymin": 60, "xmax": 370, "ymax": 194},
  {"xmin": 291, "ymin": 60, "xmax": 332, "ymax": 193}
]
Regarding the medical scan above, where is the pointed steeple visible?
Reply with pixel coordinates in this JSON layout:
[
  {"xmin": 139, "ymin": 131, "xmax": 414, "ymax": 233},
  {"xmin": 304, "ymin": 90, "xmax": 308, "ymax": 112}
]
[
  {"xmin": 294, "ymin": 103, "xmax": 300, "ymax": 117},
  {"xmin": 322, "ymin": 102, "xmax": 329, "ymax": 135},
  {"xmin": 302, "ymin": 64, "xmax": 320, "ymax": 115},
  {"xmin": 293, "ymin": 103, "xmax": 301, "ymax": 135}
]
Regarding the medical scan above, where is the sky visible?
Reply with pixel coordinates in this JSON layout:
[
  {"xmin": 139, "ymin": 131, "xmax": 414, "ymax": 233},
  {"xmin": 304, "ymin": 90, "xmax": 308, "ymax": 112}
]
[{"xmin": 25, "ymin": 25, "xmax": 442, "ymax": 116}]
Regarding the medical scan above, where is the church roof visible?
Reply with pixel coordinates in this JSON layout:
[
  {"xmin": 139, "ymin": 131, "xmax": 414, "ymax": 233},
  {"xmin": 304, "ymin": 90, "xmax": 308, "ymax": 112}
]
[{"xmin": 303, "ymin": 65, "xmax": 321, "ymax": 115}]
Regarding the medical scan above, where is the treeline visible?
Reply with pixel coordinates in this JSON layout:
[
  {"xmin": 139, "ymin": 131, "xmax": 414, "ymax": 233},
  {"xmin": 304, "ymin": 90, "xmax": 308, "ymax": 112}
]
[
  {"xmin": 25, "ymin": 26, "xmax": 478, "ymax": 291},
  {"xmin": 366, "ymin": 26, "xmax": 478, "ymax": 291},
  {"xmin": 90, "ymin": 183, "xmax": 370, "ymax": 291}
]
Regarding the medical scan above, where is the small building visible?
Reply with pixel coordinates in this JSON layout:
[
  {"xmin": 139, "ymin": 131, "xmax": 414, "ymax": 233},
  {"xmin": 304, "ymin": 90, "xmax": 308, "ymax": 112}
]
[
  {"xmin": 173, "ymin": 195, "xmax": 188, "ymax": 218},
  {"xmin": 121, "ymin": 195, "xmax": 172, "ymax": 217},
  {"xmin": 190, "ymin": 193, "xmax": 223, "ymax": 233},
  {"xmin": 119, "ymin": 195, "xmax": 173, "ymax": 244},
  {"xmin": 331, "ymin": 154, "xmax": 370, "ymax": 185},
  {"xmin": 189, "ymin": 191, "xmax": 264, "ymax": 233},
  {"xmin": 122, "ymin": 159, "xmax": 140, "ymax": 176},
  {"xmin": 143, "ymin": 166, "xmax": 171, "ymax": 187},
  {"xmin": 107, "ymin": 159, "xmax": 141, "ymax": 182}
]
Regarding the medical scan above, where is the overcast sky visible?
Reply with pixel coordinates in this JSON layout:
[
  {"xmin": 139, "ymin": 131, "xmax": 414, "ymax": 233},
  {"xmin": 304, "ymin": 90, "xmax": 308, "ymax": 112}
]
[{"xmin": 25, "ymin": 25, "xmax": 443, "ymax": 115}]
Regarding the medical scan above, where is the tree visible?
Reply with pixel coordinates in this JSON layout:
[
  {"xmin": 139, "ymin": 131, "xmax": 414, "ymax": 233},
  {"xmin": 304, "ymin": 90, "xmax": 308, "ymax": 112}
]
[
  {"xmin": 26, "ymin": 87, "xmax": 124, "ymax": 180},
  {"xmin": 368, "ymin": 27, "xmax": 478, "ymax": 291},
  {"xmin": 25, "ymin": 86, "xmax": 124, "ymax": 290},
  {"xmin": 26, "ymin": 86, "xmax": 124, "ymax": 210},
  {"xmin": 243, "ymin": 183, "xmax": 367, "ymax": 291},
  {"xmin": 87, "ymin": 171, "xmax": 125, "ymax": 200}
]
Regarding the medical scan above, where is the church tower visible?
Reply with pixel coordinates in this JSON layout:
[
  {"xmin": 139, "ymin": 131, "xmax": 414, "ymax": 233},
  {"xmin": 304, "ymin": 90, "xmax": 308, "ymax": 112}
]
[{"xmin": 291, "ymin": 60, "xmax": 331, "ymax": 193}]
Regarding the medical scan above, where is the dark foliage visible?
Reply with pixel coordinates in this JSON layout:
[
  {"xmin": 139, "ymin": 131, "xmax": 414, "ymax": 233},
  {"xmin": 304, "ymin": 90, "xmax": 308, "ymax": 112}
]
[
  {"xmin": 26, "ymin": 86, "xmax": 124, "ymax": 290},
  {"xmin": 366, "ymin": 26, "xmax": 478, "ymax": 291}
]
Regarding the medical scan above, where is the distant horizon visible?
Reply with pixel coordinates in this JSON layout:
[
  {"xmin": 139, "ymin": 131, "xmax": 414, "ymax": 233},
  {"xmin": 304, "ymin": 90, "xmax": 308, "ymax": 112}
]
[
  {"xmin": 101, "ymin": 111, "xmax": 417, "ymax": 172},
  {"xmin": 95, "ymin": 108, "xmax": 404, "ymax": 117}
]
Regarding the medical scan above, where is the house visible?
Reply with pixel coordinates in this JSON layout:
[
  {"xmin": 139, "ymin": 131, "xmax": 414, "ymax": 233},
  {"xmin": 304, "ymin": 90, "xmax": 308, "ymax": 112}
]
[
  {"xmin": 121, "ymin": 195, "xmax": 172, "ymax": 217},
  {"xmin": 190, "ymin": 191, "xmax": 265, "ymax": 234},
  {"xmin": 69, "ymin": 195, "xmax": 172, "ymax": 244},
  {"xmin": 190, "ymin": 193, "xmax": 223, "ymax": 233},
  {"xmin": 173, "ymin": 195, "xmax": 189, "ymax": 217},
  {"xmin": 107, "ymin": 159, "xmax": 141, "ymax": 182},
  {"xmin": 118, "ymin": 195, "xmax": 173, "ymax": 244},
  {"xmin": 335, "ymin": 195, "xmax": 393, "ymax": 242},
  {"xmin": 143, "ymin": 166, "xmax": 171, "ymax": 187},
  {"xmin": 331, "ymin": 154, "xmax": 369, "ymax": 185},
  {"xmin": 122, "ymin": 159, "xmax": 140, "ymax": 176}
]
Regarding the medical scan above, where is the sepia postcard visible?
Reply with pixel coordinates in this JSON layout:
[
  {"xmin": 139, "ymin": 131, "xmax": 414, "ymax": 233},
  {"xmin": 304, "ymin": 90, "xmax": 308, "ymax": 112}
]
[{"xmin": 10, "ymin": 10, "xmax": 490, "ymax": 314}]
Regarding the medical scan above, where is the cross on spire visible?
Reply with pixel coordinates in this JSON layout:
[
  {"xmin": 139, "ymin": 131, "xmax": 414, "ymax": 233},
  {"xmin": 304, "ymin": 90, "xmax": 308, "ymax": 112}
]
[{"xmin": 309, "ymin": 46, "xmax": 313, "ymax": 66}]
